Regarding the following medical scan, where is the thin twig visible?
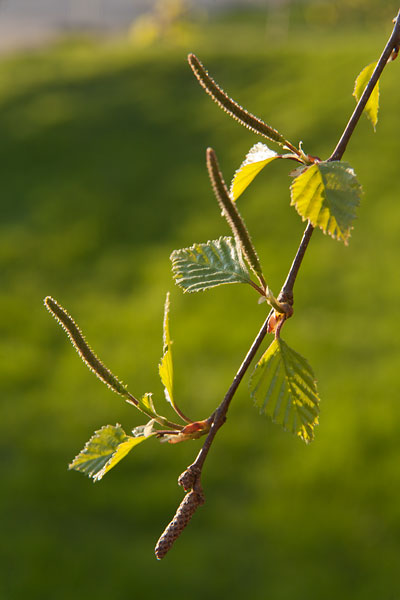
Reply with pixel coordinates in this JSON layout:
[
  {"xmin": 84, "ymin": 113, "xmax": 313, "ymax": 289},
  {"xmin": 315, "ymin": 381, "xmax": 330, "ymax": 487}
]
[
  {"xmin": 155, "ymin": 12, "xmax": 400, "ymax": 557},
  {"xmin": 329, "ymin": 9, "xmax": 400, "ymax": 162},
  {"xmin": 279, "ymin": 8, "xmax": 400, "ymax": 302},
  {"xmin": 188, "ymin": 307, "xmax": 274, "ymax": 474},
  {"xmin": 278, "ymin": 221, "xmax": 314, "ymax": 305}
]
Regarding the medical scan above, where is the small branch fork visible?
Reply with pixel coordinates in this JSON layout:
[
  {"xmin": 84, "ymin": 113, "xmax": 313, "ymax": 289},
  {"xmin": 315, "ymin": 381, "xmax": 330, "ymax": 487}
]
[{"xmin": 154, "ymin": 10, "xmax": 400, "ymax": 559}]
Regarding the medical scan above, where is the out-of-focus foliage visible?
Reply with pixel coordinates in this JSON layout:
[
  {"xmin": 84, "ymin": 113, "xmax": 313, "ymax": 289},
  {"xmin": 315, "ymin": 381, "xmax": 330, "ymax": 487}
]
[
  {"xmin": 130, "ymin": 0, "xmax": 195, "ymax": 48},
  {"xmin": 1, "ymin": 7, "xmax": 400, "ymax": 600}
]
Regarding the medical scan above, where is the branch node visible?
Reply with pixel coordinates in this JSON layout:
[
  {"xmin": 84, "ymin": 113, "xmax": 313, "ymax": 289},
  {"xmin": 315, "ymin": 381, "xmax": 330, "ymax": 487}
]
[
  {"xmin": 178, "ymin": 464, "xmax": 201, "ymax": 492},
  {"xmin": 277, "ymin": 291, "xmax": 294, "ymax": 307}
]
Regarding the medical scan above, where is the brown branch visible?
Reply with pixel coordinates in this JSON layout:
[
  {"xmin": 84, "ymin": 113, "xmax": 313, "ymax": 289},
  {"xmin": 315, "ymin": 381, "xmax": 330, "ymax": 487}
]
[
  {"xmin": 278, "ymin": 221, "xmax": 314, "ymax": 305},
  {"xmin": 278, "ymin": 7, "xmax": 400, "ymax": 304},
  {"xmin": 187, "ymin": 307, "xmax": 274, "ymax": 474},
  {"xmin": 154, "ymin": 11, "xmax": 400, "ymax": 558}
]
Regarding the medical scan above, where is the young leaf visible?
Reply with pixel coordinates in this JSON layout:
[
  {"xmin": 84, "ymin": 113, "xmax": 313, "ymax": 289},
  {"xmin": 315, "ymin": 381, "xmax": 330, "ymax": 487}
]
[
  {"xmin": 353, "ymin": 61, "xmax": 379, "ymax": 130},
  {"xmin": 159, "ymin": 293, "xmax": 174, "ymax": 406},
  {"xmin": 44, "ymin": 296, "xmax": 128, "ymax": 397},
  {"xmin": 206, "ymin": 148, "xmax": 265, "ymax": 284},
  {"xmin": 249, "ymin": 338, "xmax": 320, "ymax": 443},
  {"xmin": 188, "ymin": 53, "xmax": 297, "ymax": 152},
  {"xmin": 170, "ymin": 236, "xmax": 253, "ymax": 293},
  {"xmin": 158, "ymin": 292, "xmax": 191, "ymax": 423},
  {"xmin": 290, "ymin": 161, "xmax": 362, "ymax": 244},
  {"xmin": 230, "ymin": 143, "xmax": 280, "ymax": 201},
  {"xmin": 69, "ymin": 423, "xmax": 155, "ymax": 482},
  {"xmin": 137, "ymin": 392, "xmax": 159, "ymax": 419}
]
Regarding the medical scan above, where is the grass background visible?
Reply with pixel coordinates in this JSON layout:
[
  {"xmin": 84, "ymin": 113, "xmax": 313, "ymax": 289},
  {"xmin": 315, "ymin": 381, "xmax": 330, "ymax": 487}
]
[{"xmin": 1, "ymin": 3, "xmax": 400, "ymax": 598}]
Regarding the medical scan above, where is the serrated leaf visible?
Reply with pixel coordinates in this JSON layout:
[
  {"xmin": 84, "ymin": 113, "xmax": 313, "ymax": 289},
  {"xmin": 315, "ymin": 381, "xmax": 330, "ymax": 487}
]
[
  {"xmin": 353, "ymin": 61, "xmax": 379, "ymax": 130},
  {"xmin": 230, "ymin": 143, "xmax": 280, "ymax": 201},
  {"xmin": 158, "ymin": 293, "xmax": 176, "ymax": 410},
  {"xmin": 69, "ymin": 424, "xmax": 155, "ymax": 481},
  {"xmin": 170, "ymin": 236, "xmax": 253, "ymax": 292},
  {"xmin": 290, "ymin": 161, "xmax": 362, "ymax": 244},
  {"xmin": 249, "ymin": 338, "xmax": 320, "ymax": 443}
]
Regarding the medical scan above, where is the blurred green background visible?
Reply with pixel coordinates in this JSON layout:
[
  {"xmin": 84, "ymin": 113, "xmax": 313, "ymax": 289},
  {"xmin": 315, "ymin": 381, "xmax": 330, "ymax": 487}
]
[{"xmin": 2, "ymin": 1, "xmax": 400, "ymax": 598}]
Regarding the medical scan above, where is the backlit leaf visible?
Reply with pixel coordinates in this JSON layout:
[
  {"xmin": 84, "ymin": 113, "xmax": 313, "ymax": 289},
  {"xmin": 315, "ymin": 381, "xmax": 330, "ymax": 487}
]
[
  {"xmin": 170, "ymin": 236, "xmax": 253, "ymax": 292},
  {"xmin": 290, "ymin": 161, "xmax": 362, "ymax": 244},
  {"xmin": 353, "ymin": 61, "xmax": 379, "ymax": 130},
  {"xmin": 137, "ymin": 392, "xmax": 159, "ymax": 419},
  {"xmin": 158, "ymin": 293, "xmax": 175, "ymax": 410},
  {"xmin": 69, "ymin": 424, "xmax": 155, "ymax": 481},
  {"xmin": 249, "ymin": 338, "xmax": 320, "ymax": 443},
  {"xmin": 230, "ymin": 143, "xmax": 280, "ymax": 201}
]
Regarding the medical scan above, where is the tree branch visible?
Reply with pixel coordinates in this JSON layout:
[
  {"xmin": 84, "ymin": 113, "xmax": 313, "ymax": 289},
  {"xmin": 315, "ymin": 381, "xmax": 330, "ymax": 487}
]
[
  {"xmin": 188, "ymin": 307, "xmax": 274, "ymax": 474},
  {"xmin": 329, "ymin": 9, "xmax": 400, "ymax": 162},
  {"xmin": 278, "ymin": 221, "xmax": 314, "ymax": 305},
  {"xmin": 276, "ymin": 7, "xmax": 400, "ymax": 303},
  {"xmin": 154, "ymin": 11, "xmax": 400, "ymax": 558}
]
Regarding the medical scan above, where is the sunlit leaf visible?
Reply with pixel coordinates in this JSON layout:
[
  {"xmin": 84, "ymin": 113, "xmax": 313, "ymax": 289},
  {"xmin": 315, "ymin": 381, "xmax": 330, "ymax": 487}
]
[
  {"xmin": 137, "ymin": 392, "xmax": 158, "ymax": 418},
  {"xmin": 230, "ymin": 143, "xmax": 280, "ymax": 201},
  {"xmin": 69, "ymin": 424, "xmax": 155, "ymax": 481},
  {"xmin": 158, "ymin": 293, "xmax": 175, "ymax": 410},
  {"xmin": 249, "ymin": 338, "xmax": 320, "ymax": 443},
  {"xmin": 290, "ymin": 161, "xmax": 362, "ymax": 244},
  {"xmin": 353, "ymin": 61, "xmax": 379, "ymax": 130},
  {"xmin": 170, "ymin": 236, "xmax": 253, "ymax": 292}
]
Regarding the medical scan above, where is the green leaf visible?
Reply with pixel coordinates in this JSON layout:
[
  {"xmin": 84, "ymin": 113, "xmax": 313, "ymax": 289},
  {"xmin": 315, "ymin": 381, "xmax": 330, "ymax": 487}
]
[
  {"xmin": 137, "ymin": 392, "xmax": 159, "ymax": 419},
  {"xmin": 158, "ymin": 293, "xmax": 175, "ymax": 409},
  {"xmin": 249, "ymin": 338, "xmax": 320, "ymax": 443},
  {"xmin": 353, "ymin": 61, "xmax": 379, "ymax": 130},
  {"xmin": 170, "ymin": 236, "xmax": 253, "ymax": 292},
  {"xmin": 290, "ymin": 161, "xmax": 362, "ymax": 244},
  {"xmin": 69, "ymin": 424, "xmax": 155, "ymax": 481},
  {"xmin": 230, "ymin": 143, "xmax": 280, "ymax": 201}
]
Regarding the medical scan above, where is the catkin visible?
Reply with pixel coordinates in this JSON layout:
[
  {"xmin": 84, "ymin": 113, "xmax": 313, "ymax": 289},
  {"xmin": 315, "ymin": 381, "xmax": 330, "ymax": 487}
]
[
  {"xmin": 188, "ymin": 53, "xmax": 288, "ymax": 147},
  {"xmin": 44, "ymin": 296, "xmax": 128, "ymax": 396},
  {"xmin": 206, "ymin": 148, "xmax": 264, "ymax": 283},
  {"xmin": 154, "ymin": 491, "xmax": 204, "ymax": 560}
]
